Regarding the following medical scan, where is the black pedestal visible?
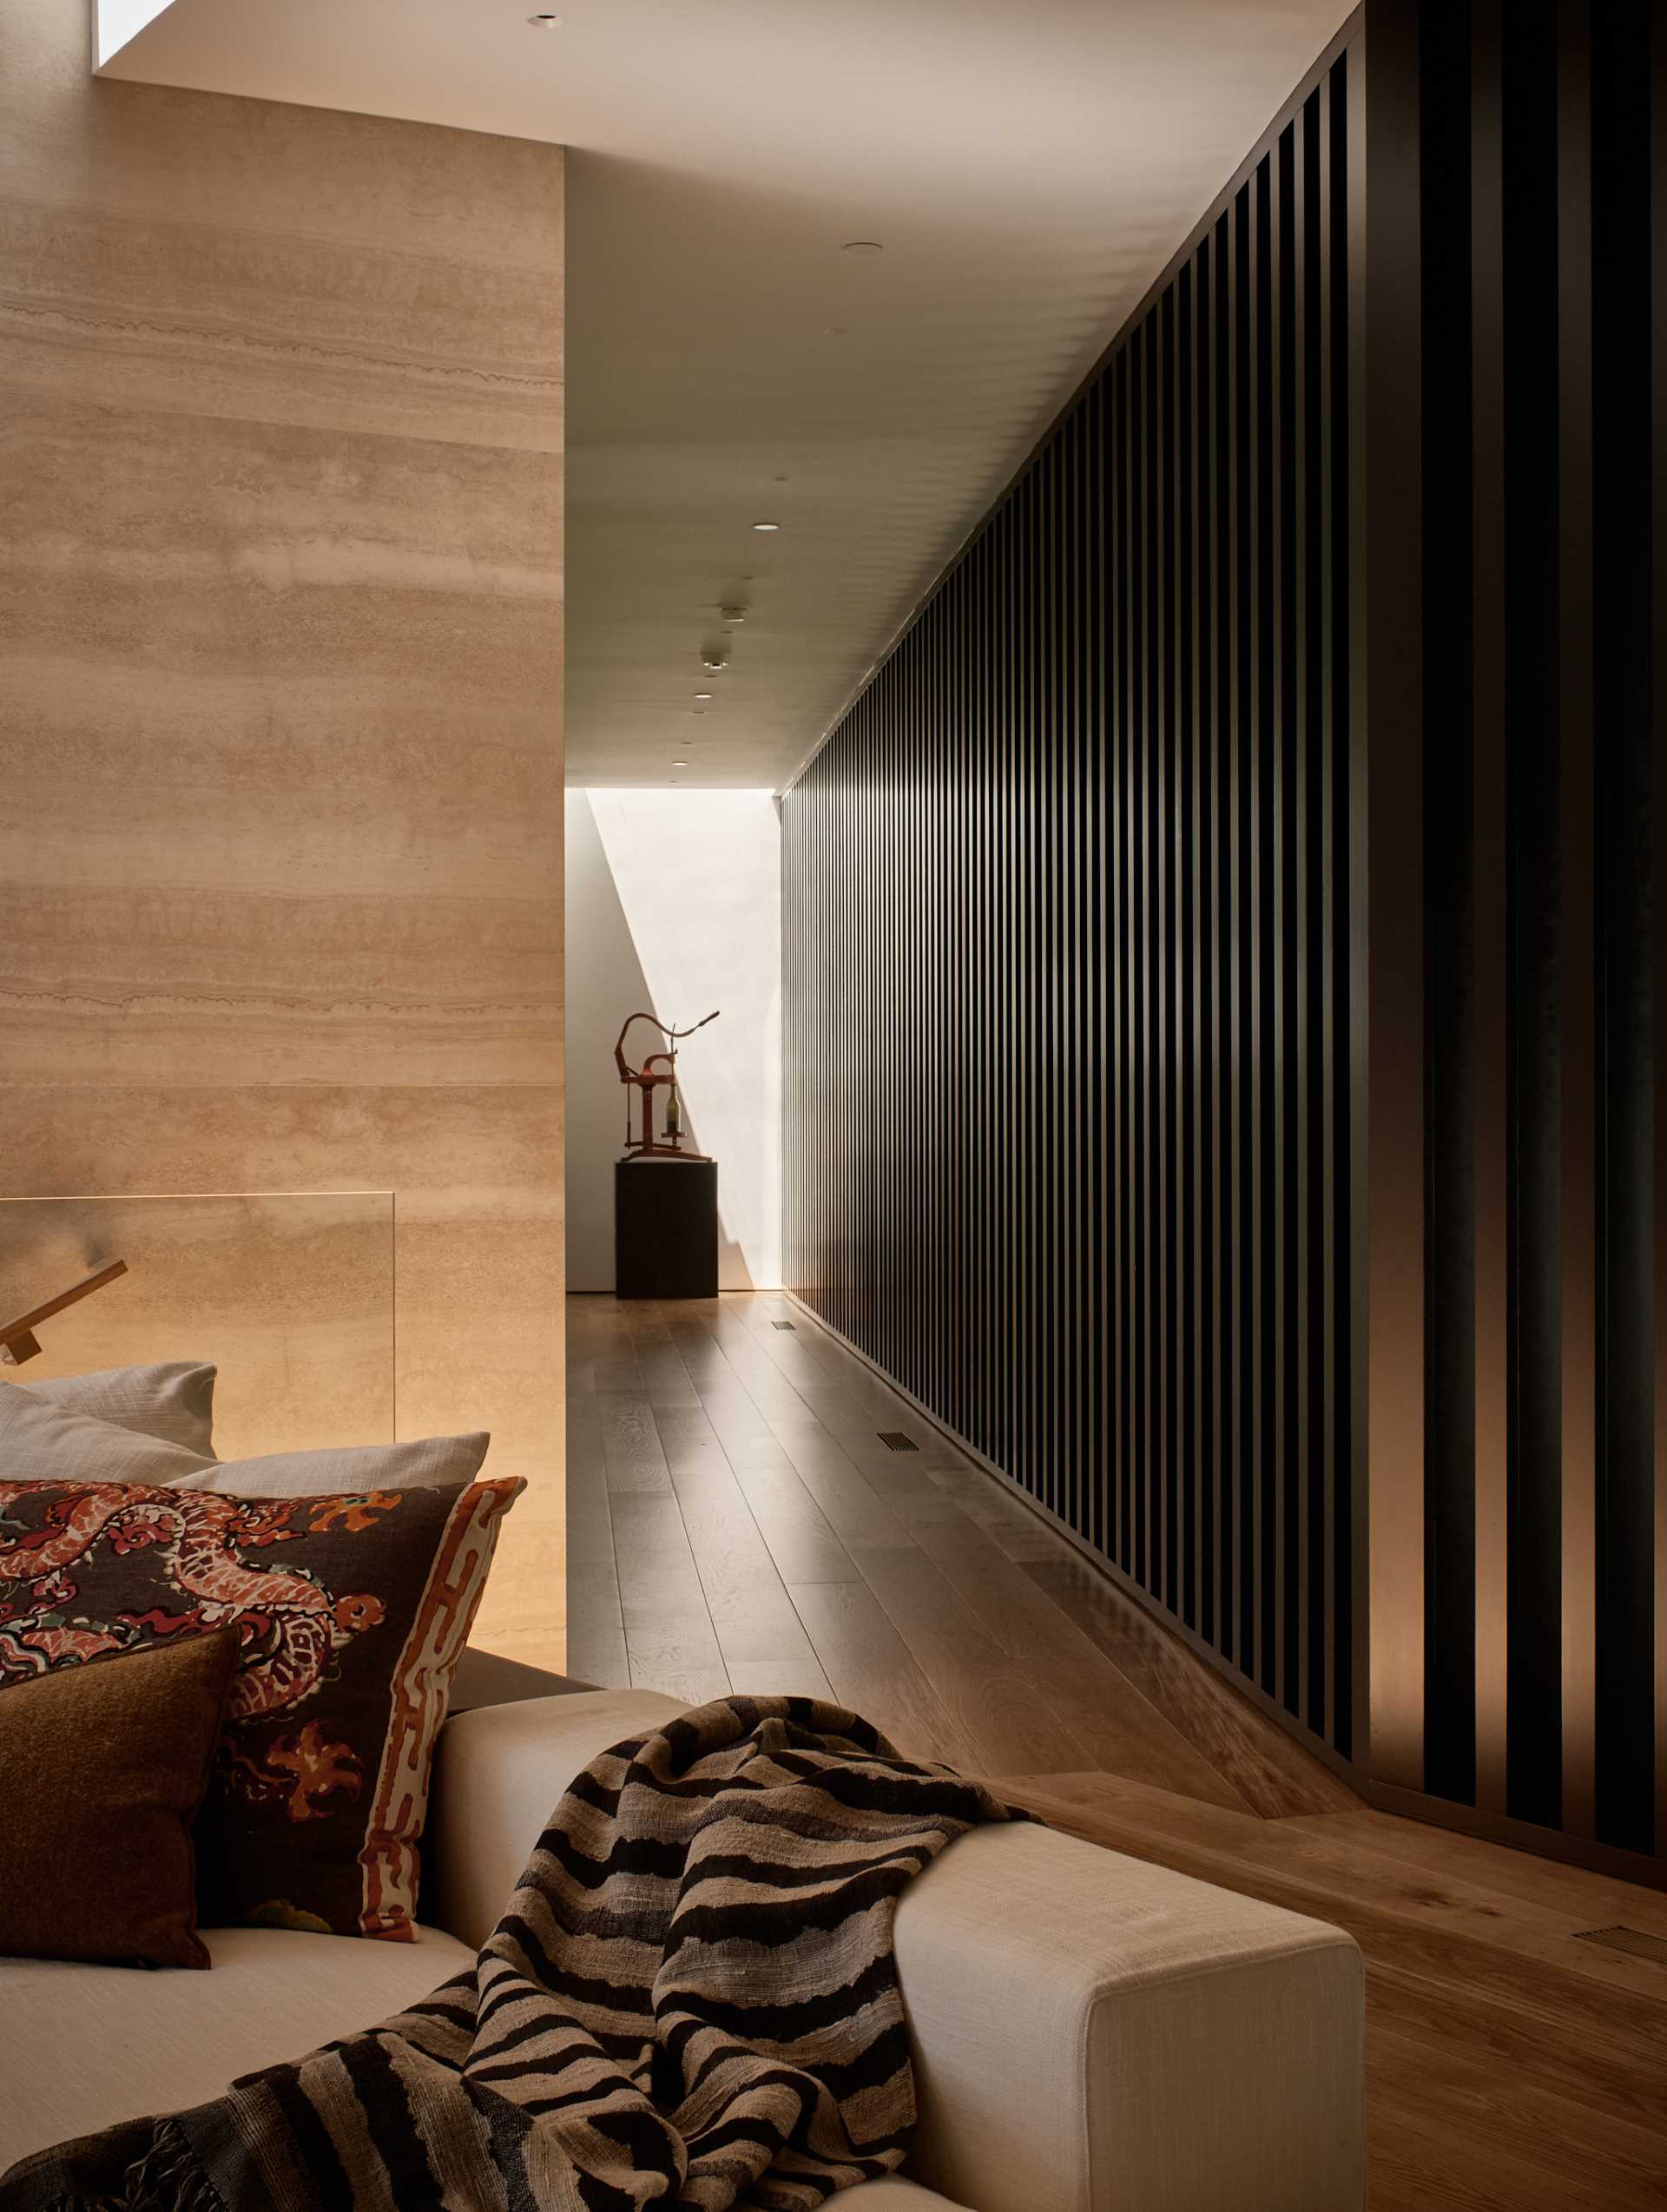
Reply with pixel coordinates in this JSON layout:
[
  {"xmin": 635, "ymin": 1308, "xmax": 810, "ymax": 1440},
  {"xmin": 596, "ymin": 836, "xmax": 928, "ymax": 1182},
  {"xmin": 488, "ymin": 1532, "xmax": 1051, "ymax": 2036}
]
[{"xmin": 615, "ymin": 1157, "xmax": 718, "ymax": 1299}]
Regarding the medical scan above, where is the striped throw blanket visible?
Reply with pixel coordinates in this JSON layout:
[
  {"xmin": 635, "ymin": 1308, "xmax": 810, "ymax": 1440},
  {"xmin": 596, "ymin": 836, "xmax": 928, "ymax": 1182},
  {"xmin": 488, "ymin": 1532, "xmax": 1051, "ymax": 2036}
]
[{"xmin": 3, "ymin": 1697, "xmax": 1025, "ymax": 2212}]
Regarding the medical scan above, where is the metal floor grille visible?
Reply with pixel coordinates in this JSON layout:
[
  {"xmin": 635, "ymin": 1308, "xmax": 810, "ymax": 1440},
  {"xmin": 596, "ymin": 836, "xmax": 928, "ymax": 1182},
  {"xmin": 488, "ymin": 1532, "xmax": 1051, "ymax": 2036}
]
[{"xmin": 1574, "ymin": 1926, "xmax": 1667, "ymax": 1965}]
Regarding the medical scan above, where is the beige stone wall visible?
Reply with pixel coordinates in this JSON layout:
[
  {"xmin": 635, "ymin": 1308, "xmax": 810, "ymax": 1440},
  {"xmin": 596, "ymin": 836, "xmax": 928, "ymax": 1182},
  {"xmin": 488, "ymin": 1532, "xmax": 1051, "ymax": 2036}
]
[{"xmin": 0, "ymin": 0, "xmax": 565, "ymax": 1664}]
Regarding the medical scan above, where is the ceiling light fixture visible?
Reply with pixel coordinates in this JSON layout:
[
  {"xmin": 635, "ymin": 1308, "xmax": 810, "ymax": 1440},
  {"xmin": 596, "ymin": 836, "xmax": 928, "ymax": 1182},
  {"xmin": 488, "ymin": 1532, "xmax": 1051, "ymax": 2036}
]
[
  {"xmin": 751, "ymin": 521, "xmax": 780, "ymax": 533},
  {"xmin": 841, "ymin": 240, "xmax": 883, "ymax": 256},
  {"xmin": 694, "ymin": 691, "xmax": 713, "ymax": 701},
  {"xmin": 720, "ymin": 604, "xmax": 748, "ymax": 624},
  {"xmin": 526, "ymin": 12, "xmax": 563, "ymax": 25},
  {"xmin": 672, "ymin": 761, "xmax": 689, "ymax": 770}
]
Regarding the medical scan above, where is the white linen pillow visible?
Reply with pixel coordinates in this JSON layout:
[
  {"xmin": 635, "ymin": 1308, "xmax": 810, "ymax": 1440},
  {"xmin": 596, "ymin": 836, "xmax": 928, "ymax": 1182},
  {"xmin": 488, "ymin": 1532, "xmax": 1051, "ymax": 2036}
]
[
  {"xmin": 166, "ymin": 1433, "xmax": 491, "ymax": 1496},
  {"xmin": 13, "ymin": 1361, "xmax": 216, "ymax": 1456},
  {"xmin": 0, "ymin": 1385, "xmax": 206, "ymax": 1484},
  {"xmin": 0, "ymin": 1384, "xmax": 489, "ymax": 1495}
]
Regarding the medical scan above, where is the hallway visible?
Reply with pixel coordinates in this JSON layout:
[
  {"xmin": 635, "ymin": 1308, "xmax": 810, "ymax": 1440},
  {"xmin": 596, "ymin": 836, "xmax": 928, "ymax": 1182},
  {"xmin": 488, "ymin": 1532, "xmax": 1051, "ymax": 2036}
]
[{"xmin": 568, "ymin": 1290, "xmax": 1667, "ymax": 2212}]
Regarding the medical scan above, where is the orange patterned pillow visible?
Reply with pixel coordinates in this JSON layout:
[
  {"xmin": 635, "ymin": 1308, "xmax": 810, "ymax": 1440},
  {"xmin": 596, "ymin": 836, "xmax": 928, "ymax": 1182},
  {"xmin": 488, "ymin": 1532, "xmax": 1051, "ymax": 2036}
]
[{"xmin": 0, "ymin": 1475, "xmax": 522, "ymax": 1939}]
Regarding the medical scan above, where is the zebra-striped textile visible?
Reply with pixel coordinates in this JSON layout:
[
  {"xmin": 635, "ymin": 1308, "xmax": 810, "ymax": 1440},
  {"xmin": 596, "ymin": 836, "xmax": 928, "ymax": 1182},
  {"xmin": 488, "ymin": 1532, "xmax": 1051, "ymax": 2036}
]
[{"xmin": 1, "ymin": 1697, "xmax": 1027, "ymax": 2212}]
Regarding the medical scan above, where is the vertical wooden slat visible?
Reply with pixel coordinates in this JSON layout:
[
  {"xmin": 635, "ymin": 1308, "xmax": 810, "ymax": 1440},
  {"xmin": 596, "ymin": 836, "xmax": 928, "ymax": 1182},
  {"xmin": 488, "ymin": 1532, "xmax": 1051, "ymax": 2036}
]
[
  {"xmin": 1293, "ymin": 96, "xmax": 1314, "ymax": 1730},
  {"xmin": 1363, "ymin": 0, "xmax": 1427, "ymax": 1793},
  {"xmin": 1586, "ymin": 0, "xmax": 1658, "ymax": 1860},
  {"xmin": 1502, "ymin": 0, "xmax": 1564, "ymax": 1835},
  {"xmin": 1556, "ymin": 0, "xmax": 1597, "ymax": 1846},
  {"xmin": 1470, "ymin": 0, "xmax": 1511, "ymax": 1821}
]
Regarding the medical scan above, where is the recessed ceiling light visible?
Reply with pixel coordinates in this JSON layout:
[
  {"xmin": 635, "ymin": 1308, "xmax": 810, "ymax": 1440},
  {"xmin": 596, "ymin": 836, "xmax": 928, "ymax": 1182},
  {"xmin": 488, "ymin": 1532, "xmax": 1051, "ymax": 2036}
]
[
  {"xmin": 694, "ymin": 691, "xmax": 713, "ymax": 701},
  {"xmin": 672, "ymin": 761, "xmax": 689, "ymax": 770},
  {"xmin": 752, "ymin": 521, "xmax": 780, "ymax": 532},
  {"xmin": 526, "ymin": 13, "xmax": 563, "ymax": 25},
  {"xmin": 841, "ymin": 240, "xmax": 883, "ymax": 256}
]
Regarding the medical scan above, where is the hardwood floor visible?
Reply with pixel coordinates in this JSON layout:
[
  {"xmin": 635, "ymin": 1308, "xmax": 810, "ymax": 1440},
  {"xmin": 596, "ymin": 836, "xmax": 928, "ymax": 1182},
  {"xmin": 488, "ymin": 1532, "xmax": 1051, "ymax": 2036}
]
[{"xmin": 567, "ymin": 1290, "xmax": 1667, "ymax": 2212}]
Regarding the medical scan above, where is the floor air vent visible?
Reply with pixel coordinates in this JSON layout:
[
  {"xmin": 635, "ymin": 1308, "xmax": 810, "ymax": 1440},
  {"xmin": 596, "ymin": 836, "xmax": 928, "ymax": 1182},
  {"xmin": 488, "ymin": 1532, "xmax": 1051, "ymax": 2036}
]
[
  {"xmin": 1574, "ymin": 1926, "xmax": 1667, "ymax": 1965},
  {"xmin": 772, "ymin": 1320, "xmax": 795, "ymax": 1331},
  {"xmin": 877, "ymin": 1432, "xmax": 919, "ymax": 1452}
]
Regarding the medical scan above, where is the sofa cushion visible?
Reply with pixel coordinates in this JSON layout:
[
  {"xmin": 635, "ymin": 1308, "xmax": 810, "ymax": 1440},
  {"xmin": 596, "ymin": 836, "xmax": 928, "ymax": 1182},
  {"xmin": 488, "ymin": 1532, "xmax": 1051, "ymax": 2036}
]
[
  {"xmin": 0, "ymin": 1629, "xmax": 240, "ymax": 1969},
  {"xmin": 0, "ymin": 1925, "xmax": 474, "ymax": 2175},
  {"xmin": 0, "ymin": 1936, "xmax": 970, "ymax": 2209},
  {"xmin": 14, "ymin": 1363, "xmax": 217, "ymax": 1457},
  {"xmin": 0, "ymin": 1476, "xmax": 521, "ymax": 1941}
]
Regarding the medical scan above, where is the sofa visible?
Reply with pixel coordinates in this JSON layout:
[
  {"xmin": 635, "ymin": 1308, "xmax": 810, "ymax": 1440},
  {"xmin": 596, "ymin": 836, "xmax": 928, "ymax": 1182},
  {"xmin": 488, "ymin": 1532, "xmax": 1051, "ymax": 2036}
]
[{"xmin": 0, "ymin": 1682, "xmax": 1367, "ymax": 2208}]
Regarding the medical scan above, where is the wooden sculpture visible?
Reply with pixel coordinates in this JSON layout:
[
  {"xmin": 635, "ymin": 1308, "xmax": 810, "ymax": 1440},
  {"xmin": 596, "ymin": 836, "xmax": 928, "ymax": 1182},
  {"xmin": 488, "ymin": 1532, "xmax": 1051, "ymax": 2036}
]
[
  {"xmin": 614, "ymin": 1010, "xmax": 720, "ymax": 1160},
  {"xmin": 0, "ymin": 1259, "xmax": 129, "ymax": 1367}
]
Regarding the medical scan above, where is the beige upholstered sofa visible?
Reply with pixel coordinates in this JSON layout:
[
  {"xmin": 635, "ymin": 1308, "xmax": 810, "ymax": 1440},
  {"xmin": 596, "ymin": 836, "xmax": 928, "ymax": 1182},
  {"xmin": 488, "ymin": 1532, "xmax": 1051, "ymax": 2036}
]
[{"xmin": 0, "ymin": 1684, "xmax": 1367, "ymax": 2208}]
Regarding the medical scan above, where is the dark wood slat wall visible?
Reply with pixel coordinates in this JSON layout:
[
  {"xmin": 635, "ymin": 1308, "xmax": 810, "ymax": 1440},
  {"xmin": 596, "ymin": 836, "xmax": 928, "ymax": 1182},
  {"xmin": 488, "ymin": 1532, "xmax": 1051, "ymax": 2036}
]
[
  {"xmin": 785, "ymin": 0, "xmax": 1665, "ymax": 1879},
  {"xmin": 1367, "ymin": 0, "xmax": 1664, "ymax": 1874},
  {"xmin": 783, "ymin": 49, "xmax": 1360, "ymax": 1764}
]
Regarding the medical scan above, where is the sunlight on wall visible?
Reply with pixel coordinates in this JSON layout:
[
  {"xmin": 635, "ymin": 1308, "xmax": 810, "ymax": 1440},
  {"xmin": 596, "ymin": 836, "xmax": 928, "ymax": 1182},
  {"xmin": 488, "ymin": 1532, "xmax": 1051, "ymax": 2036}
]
[
  {"xmin": 95, "ymin": 0, "xmax": 175, "ymax": 68},
  {"xmin": 576, "ymin": 789, "xmax": 781, "ymax": 1290}
]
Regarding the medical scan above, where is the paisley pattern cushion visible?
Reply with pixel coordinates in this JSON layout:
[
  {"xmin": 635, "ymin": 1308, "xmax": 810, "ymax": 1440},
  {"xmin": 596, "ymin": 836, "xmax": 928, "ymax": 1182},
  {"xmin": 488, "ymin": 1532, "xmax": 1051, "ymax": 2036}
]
[{"xmin": 0, "ymin": 1475, "xmax": 523, "ymax": 1940}]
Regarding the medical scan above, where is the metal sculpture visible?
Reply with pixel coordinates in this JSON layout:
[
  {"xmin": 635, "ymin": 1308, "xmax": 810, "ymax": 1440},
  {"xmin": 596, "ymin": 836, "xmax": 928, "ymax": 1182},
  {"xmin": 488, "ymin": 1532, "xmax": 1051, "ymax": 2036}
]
[{"xmin": 614, "ymin": 1010, "xmax": 720, "ymax": 1159}]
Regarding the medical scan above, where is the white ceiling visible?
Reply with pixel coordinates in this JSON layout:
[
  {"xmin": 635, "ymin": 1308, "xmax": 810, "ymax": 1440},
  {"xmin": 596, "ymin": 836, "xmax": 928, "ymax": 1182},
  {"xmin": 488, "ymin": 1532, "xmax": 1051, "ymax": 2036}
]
[{"xmin": 104, "ymin": 0, "xmax": 1352, "ymax": 790}]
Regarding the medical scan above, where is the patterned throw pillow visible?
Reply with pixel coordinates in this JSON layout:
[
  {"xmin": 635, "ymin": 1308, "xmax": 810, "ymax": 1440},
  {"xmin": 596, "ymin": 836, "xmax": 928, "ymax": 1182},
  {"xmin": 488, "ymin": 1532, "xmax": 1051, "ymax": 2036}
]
[{"xmin": 0, "ymin": 1475, "xmax": 523, "ymax": 1940}]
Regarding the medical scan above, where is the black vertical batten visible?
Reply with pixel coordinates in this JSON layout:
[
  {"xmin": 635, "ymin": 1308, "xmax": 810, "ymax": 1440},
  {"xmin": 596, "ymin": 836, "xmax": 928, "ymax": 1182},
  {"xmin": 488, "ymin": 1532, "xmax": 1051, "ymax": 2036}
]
[
  {"xmin": 1419, "ymin": 0, "xmax": 1478, "ymax": 1809},
  {"xmin": 1589, "ymin": 0, "xmax": 1656, "ymax": 1859},
  {"xmin": 1500, "ymin": 0, "xmax": 1565, "ymax": 1835}
]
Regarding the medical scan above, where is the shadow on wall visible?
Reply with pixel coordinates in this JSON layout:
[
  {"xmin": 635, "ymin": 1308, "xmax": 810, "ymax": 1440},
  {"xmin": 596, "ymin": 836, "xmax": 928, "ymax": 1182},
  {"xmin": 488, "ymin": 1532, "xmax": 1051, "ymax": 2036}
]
[{"xmin": 564, "ymin": 790, "xmax": 781, "ymax": 1293}]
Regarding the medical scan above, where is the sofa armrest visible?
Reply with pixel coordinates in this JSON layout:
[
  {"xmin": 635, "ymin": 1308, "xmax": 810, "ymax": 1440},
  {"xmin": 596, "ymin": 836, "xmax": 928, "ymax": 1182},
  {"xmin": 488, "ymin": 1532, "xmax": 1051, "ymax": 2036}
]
[
  {"xmin": 428, "ymin": 1687, "xmax": 686, "ymax": 1948},
  {"xmin": 428, "ymin": 1695, "xmax": 1364, "ymax": 2212},
  {"xmin": 894, "ymin": 1820, "xmax": 1364, "ymax": 2212}
]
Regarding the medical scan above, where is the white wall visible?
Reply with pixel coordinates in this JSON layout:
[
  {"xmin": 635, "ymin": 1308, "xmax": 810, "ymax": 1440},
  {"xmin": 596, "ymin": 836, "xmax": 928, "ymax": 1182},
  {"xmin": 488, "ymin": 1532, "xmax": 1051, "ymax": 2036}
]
[{"xmin": 565, "ymin": 790, "xmax": 781, "ymax": 1292}]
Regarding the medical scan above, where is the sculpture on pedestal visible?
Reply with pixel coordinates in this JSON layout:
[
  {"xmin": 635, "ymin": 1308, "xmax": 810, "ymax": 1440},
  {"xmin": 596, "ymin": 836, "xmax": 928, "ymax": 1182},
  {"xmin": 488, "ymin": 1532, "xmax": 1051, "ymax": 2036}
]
[{"xmin": 613, "ymin": 1010, "xmax": 720, "ymax": 1160}]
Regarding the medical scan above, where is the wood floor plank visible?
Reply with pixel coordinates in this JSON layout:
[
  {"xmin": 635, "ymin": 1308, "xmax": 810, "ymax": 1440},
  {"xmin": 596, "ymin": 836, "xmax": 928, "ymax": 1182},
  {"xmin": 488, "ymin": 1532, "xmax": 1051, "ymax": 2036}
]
[
  {"xmin": 716, "ymin": 1433, "xmax": 862, "ymax": 1585},
  {"xmin": 1282, "ymin": 1806, "xmax": 1667, "ymax": 1940},
  {"xmin": 788, "ymin": 1578, "xmax": 986, "ymax": 1774},
  {"xmin": 597, "ymin": 1388, "xmax": 674, "ymax": 1495},
  {"xmin": 726, "ymin": 1656, "xmax": 837, "ymax": 1702},
  {"xmin": 564, "ymin": 1380, "xmax": 627, "ymax": 1685},
  {"xmin": 621, "ymin": 1310, "xmax": 702, "ymax": 1410},
  {"xmin": 1367, "ymin": 2024, "xmax": 1667, "ymax": 2211},
  {"xmin": 609, "ymin": 1490, "xmax": 729, "ymax": 1707},
  {"xmin": 656, "ymin": 1405, "xmax": 822, "ymax": 1671},
  {"xmin": 847, "ymin": 1540, "xmax": 1092, "ymax": 1776},
  {"xmin": 766, "ymin": 1419, "xmax": 920, "ymax": 1550}
]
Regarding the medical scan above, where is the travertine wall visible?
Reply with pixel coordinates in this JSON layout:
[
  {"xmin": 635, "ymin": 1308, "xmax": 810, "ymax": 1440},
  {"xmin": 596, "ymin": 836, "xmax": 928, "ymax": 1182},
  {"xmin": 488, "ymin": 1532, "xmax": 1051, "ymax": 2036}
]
[{"xmin": 0, "ymin": 0, "xmax": 566, "ymax": 1664}]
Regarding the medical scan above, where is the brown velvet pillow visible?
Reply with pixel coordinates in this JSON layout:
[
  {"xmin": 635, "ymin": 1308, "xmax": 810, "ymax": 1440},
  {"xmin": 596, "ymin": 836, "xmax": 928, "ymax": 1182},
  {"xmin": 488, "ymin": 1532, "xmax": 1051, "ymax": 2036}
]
[
  {"xmin": 0, "ymin": 1475, "xmax": 523, "ymax": 1941},
  {"xmin": 0, "ymin": 1629, "xmax": 240, "ymax": 1969}
]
